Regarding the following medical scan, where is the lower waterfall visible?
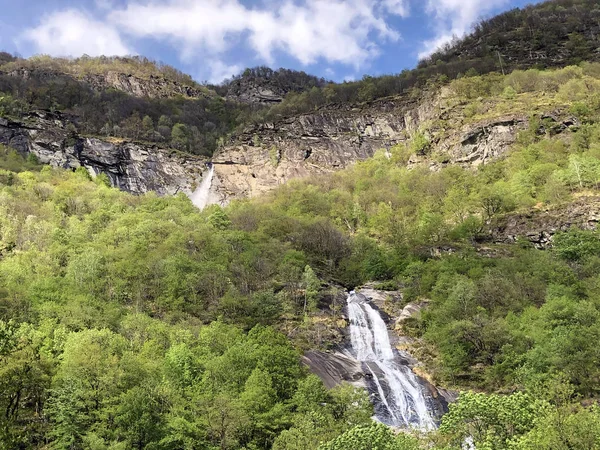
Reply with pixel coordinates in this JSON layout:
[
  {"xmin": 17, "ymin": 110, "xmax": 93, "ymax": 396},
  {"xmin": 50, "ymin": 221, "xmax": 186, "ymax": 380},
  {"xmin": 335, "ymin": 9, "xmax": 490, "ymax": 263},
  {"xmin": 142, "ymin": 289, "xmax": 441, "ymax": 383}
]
[
  {"xmin": 191, "ymin": 164, "xmax": 214, "ymax": 209},
  {"xmin": 347, "ymin": 292, "xmax": 436, "ymax": 429}
]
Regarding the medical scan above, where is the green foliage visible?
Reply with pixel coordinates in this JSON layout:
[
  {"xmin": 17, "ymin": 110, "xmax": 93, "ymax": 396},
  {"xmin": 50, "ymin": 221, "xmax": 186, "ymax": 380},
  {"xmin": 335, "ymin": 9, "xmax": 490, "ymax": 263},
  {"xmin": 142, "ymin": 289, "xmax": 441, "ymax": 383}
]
[
  {"xmin": 269, "ymin": 145, "xmax": 280, "ymax": 166},
  {"xmin": 318, "ymin": 423, "xmax": 420, "ymax": 450},
  {"xmin": 0, "ymin": 145, "xmax": 42, "ymax": 173},
  {"xmin": 0, "ymin": 93, "xmax": 25, "ymax": 117},
  {"xmin": 502, "ymin": 85, "xmax": 516, "ymax": 99},
  {"xmin": 302, "ymin": 265, "xmax": 320, "ymax": 315},
  {"xmin": 553, "ymin": 229, "xmax": 600, "ymax": 261},
  {"xmin": 273, "ymin": 379, "xmax": 373, "ymax": 450},
  {"xmin": 512, "ymin": 405, "xmax": 600, "ymax": 450},
  {"xmin": 171, "ymin": 123, "xmax": 189, "ymax": 151},
  {"xmin": 432, "ymin": 388, "xmax": 600, "ymax": 450},
  {"xmin": 0, "ymin": 163, "xmax": 380, "ymax": 447},
  {"xmin": 410, "ymin": 132, "xmax": 431, "ymax": 155},
  {"xmin": 439, "ymin": 392, "xmax": 544, "ymax": 448}
]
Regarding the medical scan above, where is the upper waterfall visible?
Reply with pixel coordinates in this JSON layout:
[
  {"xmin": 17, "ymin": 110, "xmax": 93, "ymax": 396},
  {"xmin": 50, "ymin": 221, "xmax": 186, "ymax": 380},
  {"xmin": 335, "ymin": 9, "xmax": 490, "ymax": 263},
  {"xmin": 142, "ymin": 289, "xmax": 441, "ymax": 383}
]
[
  {"xmin": 191, "ymin": 164, "xmax": 214, "ymax": 209},
  {"xmin": 346, "ymin": 292, "xmax": 436, "ymax": 429}
]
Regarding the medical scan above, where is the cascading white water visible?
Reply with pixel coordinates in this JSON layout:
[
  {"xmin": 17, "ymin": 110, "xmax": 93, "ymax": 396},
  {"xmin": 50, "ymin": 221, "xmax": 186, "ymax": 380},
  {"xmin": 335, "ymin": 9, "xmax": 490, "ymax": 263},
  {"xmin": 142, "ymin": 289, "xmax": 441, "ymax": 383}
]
[
  {"xmin": 347, "ymin": 292, "xmax": 436, "ymax": 429},
  {"xmin": 191, "ymin": 165, "xmax": 214, "ymax": 209}
]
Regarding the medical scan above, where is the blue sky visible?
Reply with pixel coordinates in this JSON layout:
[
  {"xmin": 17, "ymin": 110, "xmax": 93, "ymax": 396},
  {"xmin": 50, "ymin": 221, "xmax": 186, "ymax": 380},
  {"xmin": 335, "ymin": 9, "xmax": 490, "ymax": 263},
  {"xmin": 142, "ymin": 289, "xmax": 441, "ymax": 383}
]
[{"xmin": 0, "ymin": 0, "xmax": 539, "ymax": 83}]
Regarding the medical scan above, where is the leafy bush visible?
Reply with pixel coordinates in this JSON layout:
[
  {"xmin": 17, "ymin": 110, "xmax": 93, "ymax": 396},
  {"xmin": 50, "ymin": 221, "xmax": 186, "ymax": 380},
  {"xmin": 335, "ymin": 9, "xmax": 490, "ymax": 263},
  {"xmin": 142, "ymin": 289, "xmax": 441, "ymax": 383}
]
[{"xmin": 553, "ymin": 229, "xmax": 600, "ymax": 261}]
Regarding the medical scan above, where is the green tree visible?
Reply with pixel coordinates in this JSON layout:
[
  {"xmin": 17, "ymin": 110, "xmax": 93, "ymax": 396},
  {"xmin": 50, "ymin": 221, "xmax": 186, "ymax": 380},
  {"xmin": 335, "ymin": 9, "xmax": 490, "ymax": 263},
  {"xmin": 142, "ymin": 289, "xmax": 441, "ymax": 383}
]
[
  {"xmin": 113, "ymin": 385, "xmax": 166, "ymax": 449},
  {"xmin": 0, "ymin": 322, "xmax": 55, "ymax": 448},
  {"xmin": 438, "ymin": 392, "xmax": 544, "ymax": 449},
  {"xmin": 318, "ymin": 422, "xmax": 420, "ymax": 450},
  {"xmin": 141, "ymin": 115, "xmax": 154, "ymax": 140},
  {"xmin": 46, "ymin": 329, "xmax": 127, "ymax": 447},
  {"xmin": 171, "ymin": 123, "xmax": 189, "ymax": 151},
  {"xmin": 513, "ymin": 405, "xmax": 600, "ymax": 450},
  {"xmin": 302, "ymin": 265, "xmax": 320, "ymax": 316}
]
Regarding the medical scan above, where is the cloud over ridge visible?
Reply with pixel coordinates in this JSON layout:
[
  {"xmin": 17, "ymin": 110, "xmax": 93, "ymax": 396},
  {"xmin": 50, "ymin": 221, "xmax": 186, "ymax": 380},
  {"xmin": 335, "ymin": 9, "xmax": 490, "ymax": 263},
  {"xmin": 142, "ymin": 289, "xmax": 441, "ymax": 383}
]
[
  {"xmin": 21, "ymin": 9, "xmax": 132, "ymax": 57},
  {"xmin": 16, "ymin": 0, "xmax": 512, "ymax": 82}
]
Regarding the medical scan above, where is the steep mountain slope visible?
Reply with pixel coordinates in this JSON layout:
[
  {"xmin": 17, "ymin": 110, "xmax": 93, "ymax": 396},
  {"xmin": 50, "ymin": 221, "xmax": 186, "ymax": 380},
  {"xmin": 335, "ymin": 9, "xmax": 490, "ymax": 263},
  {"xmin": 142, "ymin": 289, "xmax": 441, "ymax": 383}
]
[
  {"xmin": 0, "ymin": 0, "xmax": 598, "ymax": 200},
  {"xmin": 0, "ymin": 54, "xmax": 210, "ymax": 99},
  {"xmin": 0, "ymin": 56, "xmax": 248, "ymax": 157},
  {"xmin": 232, "ymin": 0, "xmax": 600, "ymax": 122},
  {"xmin": 210, "ymin": 65, "xmax": 587, "ymax": 202},
  {"xmin": 419, "ymin": 0, "xmax": 600, "ymax": 70}
]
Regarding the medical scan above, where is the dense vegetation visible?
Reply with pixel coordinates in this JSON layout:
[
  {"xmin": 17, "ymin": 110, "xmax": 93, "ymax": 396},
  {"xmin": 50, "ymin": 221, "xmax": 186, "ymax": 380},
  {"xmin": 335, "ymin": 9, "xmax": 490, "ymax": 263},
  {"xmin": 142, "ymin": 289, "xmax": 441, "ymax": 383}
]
[
  {"xmin": 420, "ymin": 0, "xmax": 600, "ymax": 70},
  {"xmin": 0, "ymin": 149, "xmax": 377, "ymax": 449},
  {"xmin": 2, "ymin": 0, "xmax": 600, "ymax": 446},
  {"xmin": 3, "ymin": 62, "xmax": 600, "ymax": 448},
  {"xmin": 0, "ymin": 55, "xmax": 250, "ymax": 156}
]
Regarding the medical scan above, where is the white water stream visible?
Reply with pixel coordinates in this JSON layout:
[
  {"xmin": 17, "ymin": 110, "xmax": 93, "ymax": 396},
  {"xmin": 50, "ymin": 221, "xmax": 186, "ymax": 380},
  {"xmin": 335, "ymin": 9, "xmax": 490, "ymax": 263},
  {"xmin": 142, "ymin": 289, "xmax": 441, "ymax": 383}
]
[
  {"xmin": 191, "ymin": 165, "xmax": 214, "ymax": 210},
  {"xmin": 347, "ymin": 292, "xmax": 436, "ymax": 429}
]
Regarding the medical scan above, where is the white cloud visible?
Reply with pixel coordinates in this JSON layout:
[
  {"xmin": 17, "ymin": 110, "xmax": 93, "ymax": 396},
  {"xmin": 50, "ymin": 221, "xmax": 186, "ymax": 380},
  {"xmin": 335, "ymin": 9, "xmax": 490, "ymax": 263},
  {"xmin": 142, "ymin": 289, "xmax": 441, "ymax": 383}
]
[
  {"xmin": 419, "ymin": 0, "xmax": 508, "ymax": 59},
  {"xmin": 18, "ymin": 0, "xmax": 412, "ymax": 82},
  {"xmin": 206, "ymin": 60, "xmax": 243, "ymax": 84},
  {"xmin": 21, "ymin": 10, "xmax": 132, "ymax": 57},
  {"xmin": 109, "ymin": 0, "xmax": 249, "ymax": 59},
  {"xmin": 109, "ymin": 0, "xmax": 405, "ymax": 67}
]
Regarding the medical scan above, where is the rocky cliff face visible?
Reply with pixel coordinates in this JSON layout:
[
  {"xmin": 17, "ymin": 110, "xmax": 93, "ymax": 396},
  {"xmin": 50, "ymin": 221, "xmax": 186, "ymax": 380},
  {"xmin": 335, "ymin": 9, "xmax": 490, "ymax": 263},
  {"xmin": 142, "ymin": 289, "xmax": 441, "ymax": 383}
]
[
  {"xmin": 487, "ymin": 196, "xmax": 600, "ymax": 248},
  {"xmin": 211, "ymin": 97, "xmax": 418, "ymax": 202},
  {"xmin": 212, "ymin": 103, "xmax": 404, "ymax": 201},
  {"xmin": 4, "ymin": 68, "xmax": 211, "ymax": 100},
  {"xmin": 1, "ymin": 85, "xmax": 578, "ymax": 213},
  {"xmin": 210, "ymin": 90, "xmax": 561, "ymax": 203},
  {"xmin": 82, "ymin": 71, "xmax": 210, "ymax": 99},
  {"xmin": 224, "ymin": 79, "xmax": 286, "ymax": 104},
  {"xmin": 219, "ymin": 68, "xmax": 328, "ymax": 104},
  {"xmin": 0, "ymin": 111, "xmax": 208, "ymax": 196}
]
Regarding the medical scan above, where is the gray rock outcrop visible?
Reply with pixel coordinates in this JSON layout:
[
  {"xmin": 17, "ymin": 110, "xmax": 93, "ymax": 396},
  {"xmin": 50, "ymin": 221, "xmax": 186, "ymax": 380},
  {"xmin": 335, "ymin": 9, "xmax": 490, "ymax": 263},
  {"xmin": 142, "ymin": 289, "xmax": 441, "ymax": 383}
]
[
  {"xmin": 4, "ymin": 68, "xmax": 210, "ymax": 100},
  {"xmin": 488, "ymin": 196, "xmax": 600, "ymax": 248},
  {"xmin": 211, "ymin": 98, "xmax": 418, "ymax": 202},
  {"xmin": 302, "ymin": 350, "xmax": 366, "ymax": 389},
  {"xmin": 210, "ymin": 93, "xmax": 572, "ymax": 203},
  {"xmin": 0, "ymin": 111, "xmax": 208, "ymax": 196}
]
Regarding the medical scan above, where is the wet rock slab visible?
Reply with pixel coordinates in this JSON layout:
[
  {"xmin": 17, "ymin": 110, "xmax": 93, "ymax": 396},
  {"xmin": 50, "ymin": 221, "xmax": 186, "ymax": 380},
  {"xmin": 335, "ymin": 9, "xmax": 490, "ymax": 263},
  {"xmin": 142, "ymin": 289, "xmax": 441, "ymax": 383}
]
[{"xmin": 302, "ymin": 350, "xmax": 366, "ymax": 389}]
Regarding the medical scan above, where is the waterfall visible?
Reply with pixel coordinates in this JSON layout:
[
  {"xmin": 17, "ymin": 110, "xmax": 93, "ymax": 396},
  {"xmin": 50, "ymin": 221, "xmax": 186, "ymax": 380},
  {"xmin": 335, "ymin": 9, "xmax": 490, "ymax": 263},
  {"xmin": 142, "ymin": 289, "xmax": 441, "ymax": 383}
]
[
  {"xmin": 191, "ymin": 165, "xmax": 214, "ymax": 210},
  {"xmin": 347, "ymin": 292, "xmax": 436, "ymax": 429}
]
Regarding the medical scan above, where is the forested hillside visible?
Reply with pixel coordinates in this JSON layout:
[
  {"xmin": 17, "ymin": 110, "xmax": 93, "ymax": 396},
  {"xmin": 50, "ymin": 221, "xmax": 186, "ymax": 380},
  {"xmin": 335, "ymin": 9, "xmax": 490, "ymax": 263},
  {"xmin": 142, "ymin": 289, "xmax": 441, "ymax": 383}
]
[
  {"xmin": 0, "ymin": 55, "xmax": 246, "ymax": 157},
  {"xmin": 0, "ymin": 57, "xmax": 328, "ymax": 156},
  {"xmin": 3, "ymin": 61, "xmax": 600, "ymax": 448},
  {"xmin": 245, "ymin": 0, "xmax": 600, "ymax": 121},
  {"xmin": 3, "ymin": 0, "xmax": 600, "ymax": 448}
]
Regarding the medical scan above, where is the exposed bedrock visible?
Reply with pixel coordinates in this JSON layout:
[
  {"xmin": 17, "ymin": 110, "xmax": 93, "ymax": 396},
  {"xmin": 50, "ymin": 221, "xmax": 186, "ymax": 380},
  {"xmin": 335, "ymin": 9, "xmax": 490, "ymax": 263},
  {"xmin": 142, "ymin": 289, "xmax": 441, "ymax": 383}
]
[
  {"xmin": 487, "ymin": 196, "xmax": 600, "ymax": 248},
  {"xmin": 211, "ymin": 94, "xmax": 577, "ymax": 204},
  {"xmin": 0, "ymin": 111, "xmax": 209, "ymax": 196}
]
